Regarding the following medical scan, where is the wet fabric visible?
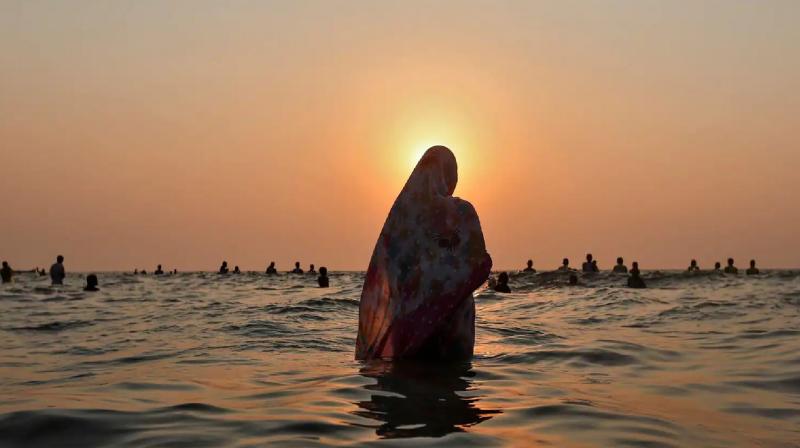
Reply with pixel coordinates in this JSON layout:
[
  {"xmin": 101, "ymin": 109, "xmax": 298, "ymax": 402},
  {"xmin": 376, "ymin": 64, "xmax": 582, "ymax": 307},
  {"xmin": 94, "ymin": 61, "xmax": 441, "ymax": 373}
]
[{"xmin": 356, "ymin": 146, "xmax": 492, "ymax": 360}]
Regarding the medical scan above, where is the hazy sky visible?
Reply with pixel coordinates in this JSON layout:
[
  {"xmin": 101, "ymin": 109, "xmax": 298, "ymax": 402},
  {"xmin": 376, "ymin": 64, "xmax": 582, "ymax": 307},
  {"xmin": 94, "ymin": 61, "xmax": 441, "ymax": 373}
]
[{"xmin": 2, "ymin": 1, "xmax": 798, "ymax": 271}]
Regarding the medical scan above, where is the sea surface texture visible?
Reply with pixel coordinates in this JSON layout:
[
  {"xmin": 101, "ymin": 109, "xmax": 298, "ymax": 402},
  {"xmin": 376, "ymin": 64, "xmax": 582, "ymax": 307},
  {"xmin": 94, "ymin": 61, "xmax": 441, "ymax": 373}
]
[{"xmin": 1, "ymin": 270, "xmax": 799, "ymax": 447}]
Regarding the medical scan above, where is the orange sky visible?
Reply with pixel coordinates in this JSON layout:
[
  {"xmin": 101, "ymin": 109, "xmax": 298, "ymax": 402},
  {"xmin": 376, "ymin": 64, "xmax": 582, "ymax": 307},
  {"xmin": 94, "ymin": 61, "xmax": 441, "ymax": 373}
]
[{"xmin": 1, "ymin": 1, "xmax": 799, "ymax": 271}]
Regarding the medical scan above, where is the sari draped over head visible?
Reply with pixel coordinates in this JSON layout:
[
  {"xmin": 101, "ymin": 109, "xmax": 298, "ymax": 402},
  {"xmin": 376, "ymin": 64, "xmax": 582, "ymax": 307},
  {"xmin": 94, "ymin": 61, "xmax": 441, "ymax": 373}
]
[{"xmin": 356, "ymin": 146, "xmax": 492, "ymax": 360}]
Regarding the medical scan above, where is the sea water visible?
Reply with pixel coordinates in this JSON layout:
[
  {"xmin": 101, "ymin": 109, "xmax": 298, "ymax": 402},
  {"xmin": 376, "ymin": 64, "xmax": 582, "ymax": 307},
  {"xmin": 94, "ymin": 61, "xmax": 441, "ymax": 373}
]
[{"xmin": 1, "ymin": 270, "xmax": 799, "ymax": 447}]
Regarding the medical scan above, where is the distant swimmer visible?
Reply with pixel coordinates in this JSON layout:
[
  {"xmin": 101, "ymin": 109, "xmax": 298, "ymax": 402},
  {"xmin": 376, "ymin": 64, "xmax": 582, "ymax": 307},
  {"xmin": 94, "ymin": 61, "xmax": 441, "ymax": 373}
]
[
  {"xmin": 558, "ymin": 258, "xmax": 572, "ymax": 271},
  {"xmin": 627, "ymin": 262, "xmax": 647, "ymax": 289},
  {"xmin": 265, "ymin": 262, "xmax": 277, "ymax": 275},
  {"xmin": 290, "ymin": 262, "xmax": 304, "ymax": 274},
  {"xmin": 134, "ymin": 268, "xmax": 138, "ymax": 275},
  {"xmin": 714, "ymin": 262, "xmax": 722, "ymax": 272},
  {"xmin": 493, "ymin": 272, "xmax": 511, "ymax": 293},
  {"xmin": 1, "ymin": 261, "xmax": 12, "ymax": 283},
  {"xmin": 308, "ymin": 264, "xmax": 317, "ymax": 275},
  {"xmin": 173, "ymin": 269, "xmax": 178, "ymax": 275},
  {"xmin": 746, "ymin": 259, "xmax": 759, "ymax": 275},
  {"xmin": 523, "ymin": 259, "xmax": 536, "ymax": 273},
  {"xmin": 155, "ymin": 264, "xmax": 164, "ymax": 275},
  {"xmin": 582, "ymin": 254, "xmax": 598, "ymax": 273},
  {"xmin": 687, "ymin": 259, "xmax": 700, "ymax": 273},
  {"xmin": 39, "ymin": 268, "xmax": 46, "ymax": 276},
  {"xmin": 318, "ymin": 266, "xmax": 329, "ymax": 288},
  {"xmin": 612, "ymin": 257, "xmax": 628, "ymax": 274},
  {"xmin": 724, "ymin": 258, "xmax": 738, "ymax": 274},
  {"xmin": 233, "ymin": 265, "xmax": 241, "ymax": 274},
  {"xmin": 84, "ymin": 274, "xmax": 99, "ymax": 292},
  {"xmin": 50, "ymin": 255, "xmax": 66, "ymax": 285},
  {"xmin": 219, "ymin": 261, "xmax": 229, "ymax": 274}
]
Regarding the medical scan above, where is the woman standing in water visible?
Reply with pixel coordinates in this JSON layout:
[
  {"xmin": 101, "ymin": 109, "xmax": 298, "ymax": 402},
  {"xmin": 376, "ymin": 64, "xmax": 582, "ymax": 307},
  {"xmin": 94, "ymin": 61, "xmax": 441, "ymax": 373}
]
[{"xmin": 356, "ymin": 146, "xmax": 492, "ymax": 361}]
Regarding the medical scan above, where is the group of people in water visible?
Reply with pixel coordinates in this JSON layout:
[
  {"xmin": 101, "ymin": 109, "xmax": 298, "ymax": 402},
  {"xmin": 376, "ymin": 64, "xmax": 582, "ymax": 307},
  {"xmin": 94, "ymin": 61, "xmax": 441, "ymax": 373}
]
[
  {"xmin": 489, "ymin": 254, "xmax": 763, "ymax": 293},
  {"xmin": 0, "ymin": 256, "xmax": 332, "ymax": 290},
  {"xmin": 218, "ymin": 260, "xmax": 330, "ymax": 288}
]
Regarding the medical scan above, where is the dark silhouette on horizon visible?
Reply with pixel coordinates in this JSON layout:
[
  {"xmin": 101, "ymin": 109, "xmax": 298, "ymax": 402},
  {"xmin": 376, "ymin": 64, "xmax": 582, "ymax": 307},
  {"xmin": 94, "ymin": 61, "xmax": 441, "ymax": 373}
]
[
  {"xmin": 582, "ymin": 254, "xmax": 598, "ymax": 273},
  {"xmin": 155, "ymin": 264, "xmax": 164, "ymax": 275},
  {"xmin": 308, "ymin": 264, "xmax": 316, "ymax": 275},
  {"xmin": 84, "ymin": 274, "xmax": 99, "ymax": 291},
  {"xmin": 746, "ymin": 259, "xmax": 759, "ymax": 275},
  {"xmin": 523, "ymin": 259, "xmax": 536, "ymax": 273},
  {"xmin": 627, "ymin": 262, "xmax": 646, "ymax": 288},
  {"xmin": 714, "ymin": 261, "xmax": 722, "ymax": 272},
  {"xmin": 1, "ymin": 261, "xmax": 12, "ymax": 283},
  {"xmin": 613, "ymin": 257, "xmax": 628, "ymax": 273},
  {"xmin": 233, "ymin": 265, "xmax": 241, "ymax": 274},
  {"xmin": 50, "ymin": 255, "xmax": 65, "ymax": 285},
  {"xmin": 318, "ymin": 266, "xmax": 329, "ymax": 288},
  {"xmin": 219, "ymin": 261, "xmax": 229, "ymax": 274},
  {"xmin": 558, "ymin": 258, "xmax": 572, "ymax": 271},
  {"xmin": 724, "ymin": 258, "xmax": 738, "ymax": 274},
  {"xmin": 493, "ymin": 272, "xmax": 511, "ymax": 293},
  {"xmin": 291, "ymin": 262, "xmax": 304, "ymax": 274},
  {"xmin": 687, "ymin": 259, "xmax": 700, "ymax": 272},
  {"xmin": 266, "ymin": 262, "xmax": 277, "ymax": 275}
]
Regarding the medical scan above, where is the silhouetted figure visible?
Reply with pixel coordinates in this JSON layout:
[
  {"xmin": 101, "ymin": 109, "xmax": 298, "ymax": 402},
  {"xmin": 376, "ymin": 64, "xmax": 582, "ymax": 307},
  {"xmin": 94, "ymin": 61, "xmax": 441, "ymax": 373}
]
[
  {"xmin": 627, "ymin": 262, "xmax": 647, "ymax": 289},
  {"xmin": 291, "ymin": 262, "xmax": 304, "ymax": 274},
  {"xmin": 219, "ymin": 261, "xmax": 229, "ymax": 274},
  {"xmin": 746, "ymin": 259, "xmax": 759, "ymax": 275},
  {"xmin": 308, "ymin": 264, "xmax": 317, "ymax": 275},
  {"xmin": 39, "ymin": 268, "xmax": 46, "ymax": 276},
  {"xmin": 265, "ymin": 262, "xmax": 277, "ymax": 275},
  {"xmin": 612, "ymin": 257, "xmax": 628, "ymax": 273},
  {"xmin": 493, "ymin": 272, "xmax": 511, "ymax": 293},
  {"xmin": 523, "ymin": 259, "xmax": 536, "ymax": 273},
  {"xmin": 724, "ymin": 258, "xmax": 738, "ymax": 274},
  {"xmin": 50, "ymin": 255, "xmax": 66, "ymax": 285},
  {"xmin": 318, "ymin": 266, "xmax": 329, "ymax": 288},
  {"xmin": 558, "ymin": 258, "xmax": 572, "ymax": 271},
  {"xmin": 155, "ymin": 264, "xmax": 164, "ymax": 275},
  {"xmin": 84, "ymin": 274, "xmax": 99, "ymax": 292},
  {"xmin": 233, "ymin": 265, "xmax": 241, "ymax": 274},
  {"xmin": 1, "ymin": 261, "xmax": 12, "ymax": 283},
  {"xmin": 134, "ymin": 268, "xmax": 138, "ymax": 275},
  {"xmin": 173, "ymin": 269, "xmax": 178, "ymax": 274},
  {"xmin": 687, "ymin": 259, "xmax": 700, "ymax": 272},
  {"xmin": 582, "ymin": 254, "xmax": 598, "ymax": 273},
  {"xmin": 568, "ymin": 273, "xmax": 579, "ymax": 285},
  {"xmin": 714, "ymin": 262, "xmax": 722, "ymax": 272}
]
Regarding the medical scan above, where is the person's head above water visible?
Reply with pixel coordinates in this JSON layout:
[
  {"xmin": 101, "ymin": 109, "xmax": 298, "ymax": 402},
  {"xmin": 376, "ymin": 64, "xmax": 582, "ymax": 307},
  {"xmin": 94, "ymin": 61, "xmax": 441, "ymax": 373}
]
[
  {"xmin": 56, "ymin": 255, "xmax": 64, "ymax": 263},
  {"xmin": 2, "ymin": 261, "xmax": 7, "ymax": 268},
  {"xmin": 221, "ymin": 261, "xmax": 227, "ymax": 267},
  {"xmin": 586, "ymin": 253, "xmax": 593, "ymax": 262},
  {"xmin": 728, "ymin": 258, "xmax": 734, "ymax": 266},
  {"xmin": 691, "ymin": 259, "xmax": 697, "ymax": 267},
  {"xmin": 616, "ymin": 257, "xmax": 624, "ymax": 265},
  {"xmin": 295, "ymin": 262, "xmax": 300, "ymax": 268},
  {"xmin": 631, "ymin": 261, "xmax": 640, "ymax": 273},
  {"xmin": 319, "ymin": 266, "xmax": 328, "ymax": 276},
  {"xmin": 85, "ymin": 274, "xmax": 99, "ymax": 291},
  {"xmin": 310, "ymin": 264, "xmax": 315, "ymax": 270},
  {"xmin": 498, "ymin": 272, "xmax": 509, "ymax": 284},
  {"xmin": 715, "ymin": 261, "xmax": 721, "ymax": 269},
  {"xmin": 527, "ymin": 259, "xmax": 533, "ymax": 268},
  {"xmin": 750, "ymin": 259, "xmax": 756, "ymax": 268},
  {"xmin": 562, "ymin": 258, "xmax": 569, "ymax": 266}
]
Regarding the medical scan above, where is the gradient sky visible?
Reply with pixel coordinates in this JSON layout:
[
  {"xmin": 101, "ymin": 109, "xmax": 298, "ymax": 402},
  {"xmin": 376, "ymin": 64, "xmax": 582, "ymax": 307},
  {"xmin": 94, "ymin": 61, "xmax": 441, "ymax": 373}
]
[{"xmin": 2, "ymin": 1, "xmax": 799, "ymax": 271}]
